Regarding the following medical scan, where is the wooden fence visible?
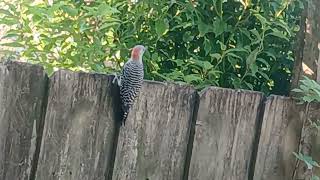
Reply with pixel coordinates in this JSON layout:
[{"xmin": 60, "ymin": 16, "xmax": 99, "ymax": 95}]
[{"xmin": 0, "ymin": 61, "xmax": 319, "ymax": 180}]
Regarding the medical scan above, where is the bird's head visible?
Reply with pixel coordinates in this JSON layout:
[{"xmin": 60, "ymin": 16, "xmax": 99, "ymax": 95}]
[{"xmin": 131, "ymin": 45, "xmax": 147, "ymax": 63}]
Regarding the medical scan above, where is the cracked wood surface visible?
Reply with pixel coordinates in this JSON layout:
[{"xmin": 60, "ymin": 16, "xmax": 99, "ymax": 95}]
[
  {"xmin": 112, "ymin": 81, "xmax": 197, "ymax": 180},
  {"xmin": 35, "ymin": 70, "xmax": 118, "ymax": 180},
  {"xmin": 254, "ymin": 96, "xmax": 305, "ymax": 180},
  {"xmin": 0, "ymin": 61, "xmax": 47, "ymax": 180},
  {"xmin": 188, "ymin": 87, "xmax": 264, "ymax": 180}
]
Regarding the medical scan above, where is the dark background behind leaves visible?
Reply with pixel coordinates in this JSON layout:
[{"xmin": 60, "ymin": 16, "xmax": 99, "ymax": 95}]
[{"xmin": 0, "ymin": 0, "xmax": 304, "ymax": 95}]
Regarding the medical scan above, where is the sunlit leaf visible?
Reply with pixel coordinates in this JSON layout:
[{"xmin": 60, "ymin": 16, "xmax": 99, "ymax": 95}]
[
  {"xmin": 155, "ymin": 18, "xmax": 169, "ymax": 36},
  {"xmin": 0, "ymin": 42, "xmax": 24, "ymax": 47}
]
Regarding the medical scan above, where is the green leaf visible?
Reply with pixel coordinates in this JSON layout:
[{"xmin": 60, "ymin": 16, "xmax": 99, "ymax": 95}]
[
  {"xmin": 291, "ymin": 88, "xmax": 304, "ymax": 93},
  {"xmin": 227, "ymin": 56, "xmax": 238, "ymax": 66},
  {"xmin": 226, "ymin": 52, "xmax": 242, "ymax": 60},
  {"xmin": 250, "ymin": 64, "xmax": 258, "ymax": 76},
  {"xmin": 212, "ymin": 19, "xmax": 227, "ymax": 37},
  {"xmin": 204, "ymin": 38, "xmax": 211, "ymax": 55},
  {"xmin": 61, "ymin": 5, "xmax": 78, "ymax": 17},
  {"xmin": 152, "ymin": 71, "xmax": 171, "ymax": 81},
  {"xmin": 155, "ymin": 19, "xmax": 169, "ymax": 36},
  {"xmin": 97, "ymin": 3, "xmax": 119, "ymax": 16},
  {"xmin": 292, "ymin": 76, "xmax": 320, "ymax": 103},
  {"xmin": 44, "ymin": 64, "xmax": 55, "ymax": 77},
  {"xmin": 257, "ymin": 71, "xmax": 269, "ymax": 80},
  {"xmin": 198, "ymin": 20, "xmax": 212, "ymax": 37},
  {"xmin": 245, "ymin": 82, "xmax": 254, "ymax": 90},
  {"xmin": 257, "ymin": 58, "xmax": 270, "ymax": 67},
  {"xmin": 217, "ymin": 40, "xmax": 226, "ymax": 51},
  {"xmin": 184, "ymin": 74, "xmax": 202, "ymax": 83},
  {"xmin": 246, "ymin": 48, "xmax": 260, "ymax": 66},
  {"xmin": 274, "ymin": 19, "xmax": 291, "ymax": 36},
  {"xmin": 210, "ymin": 53, "xmax": 222, "ymax": 60},
  {"xmin": 203, "ymin": 61, "xmax": 213, "ymax": 70},
  {"xmin": 225, "ymin": 47, "xmax": 248, "ymax": 54},
  {"xmin": 253, "ymin": 13, "xmax": 268, "ymax": 26},
  {"xmin": 0, "ymin": 9, "xmax": 13, "ymax": 16},
  {"xmin": 183, "ymin": 31, "xmax": 194, "ymax": 42},
  {"xmin": 99, "ymin": 22, "xmax": 119, "ymax": 31},
  {"xmin": 208, "ymin": 69, "xmax": 222, "ymax": 77},
  {"xmin": 0, "ymin": 18, "xmax": 19, "ymax": 25},
  {"xmin": 267, "ymin": 30, "xmax": 289, "ymax": 41},
  {"xmin": 151, "ymin": 53, "xmax": 159, "ymax": 61},
  {"xmin": 232, "ymin": 77, "xmax": 242, "ymax": 88},
  {"xmin": 1, "ymin": 32, "xmax": 19, "ymax": 39},
  {"xmin": 0, "ymin": 42, "xmax": 24, "ymax": 47},
  {"xmin": 250, "ymin": 29, "xmax": 261, "ymax": 38},
  {"xmin": 80, "ymin": 21, "xmax": 91, "ymax": 32},
  {"xmin": 293, "ymin": 152, "xmax": 320, "ymax": 169}
]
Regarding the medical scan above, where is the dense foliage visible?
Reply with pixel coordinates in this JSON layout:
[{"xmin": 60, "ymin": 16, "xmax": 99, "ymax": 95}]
[{"xmin": 0, "ymin": 0, "xmax": 304, "ymax": 95}]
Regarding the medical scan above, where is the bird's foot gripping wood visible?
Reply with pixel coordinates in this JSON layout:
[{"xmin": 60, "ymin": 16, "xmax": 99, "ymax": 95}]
[{"xmin": 112, "ymin": 73, "xmax": 122, "ymax": 86}]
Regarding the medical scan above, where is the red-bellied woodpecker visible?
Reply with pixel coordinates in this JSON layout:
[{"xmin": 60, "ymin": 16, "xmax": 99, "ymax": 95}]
[{"xmin": 112, "ymin": 45, "xmax": 147, "ymax": 125}]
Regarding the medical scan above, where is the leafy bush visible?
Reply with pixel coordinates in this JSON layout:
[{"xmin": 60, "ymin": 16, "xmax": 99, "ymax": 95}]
[
  {"xmin": 0, "ymin": 0, "xmax": 122, "ymax": 74},
  {"xmin": 292, "ymin": 76, "xmax": 320, "ymax": 103},
  {"xmin": 0, "ymin": 0, "xmax": 304, "ymax": 94},
  {"xmin": 292, "ymin": 76, "xmax": 320, "ymax": 180}
]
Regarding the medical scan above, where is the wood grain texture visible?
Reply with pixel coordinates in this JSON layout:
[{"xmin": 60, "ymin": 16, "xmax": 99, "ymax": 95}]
[
  {"xmin": 291, "ymin": 0, "xmax": 320, "ymax": 90},
  {"xmin": 188, "ymin": 87, "xmax": 264, "ymax": 180},
  {"xmin": 254, "ymin": 96, "xmax": 305, "ymax": 180},
  {"xmin": 293, "ymin": 102, "xmax": 320, "ymax": 179},
  {"xmin": 309, "ymin": 103, "xmax": 320, "ymax": 177},
  {"xmin": 112, "ymin": 81, "xmax": 197, "ymax": 180},
  {"xmin": 0, "ymin": 61, "xmax": 47, "ymax": 180},
  {"xmin": 35, "ymin": 70, "xmax": 118, "ymax": 180}
]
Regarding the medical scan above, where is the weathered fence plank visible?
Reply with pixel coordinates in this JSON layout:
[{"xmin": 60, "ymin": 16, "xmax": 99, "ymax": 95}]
[
  {"xmin": 309, "ymin": 103, "xmax": 320, "ymax": 177},
  {"xmin": 253, "ymin": 96, "xmax": 305, "ymax": 180},
  {"xmin": 293, "ymin": 102, "xmax": 320, "ymax": 179},
  {"xmin": 0, "ymin": 61, "xmax": 47, "ymax": 180},
  {"xmin": 188, "ymin": 87, "xmax": 264, "ymax": 180},
  {"xmin": 35, "ymin": 70, "xmax": 118, "ymax": 180},
  {"xmin": 112, "ymin": 81, "xmax": 197, "ymax": 180}
]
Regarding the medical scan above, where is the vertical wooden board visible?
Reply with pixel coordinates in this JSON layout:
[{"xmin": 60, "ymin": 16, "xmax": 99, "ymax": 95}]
[
  {"xmin": 112, "ymin": 81, "xmax": 197, "ymax": 180},
  {"xmin": 253, "ymin": 96, "xmax": 304, "ymax": 180},
  {"xmin": 309, "ymin": 103, "xmax": 320, "ymax": 177},
  {"xmin": 0, "ymin": 61, "xmax": 47, "ymax": 180},
  {"xmin": 188, "ymin": 87, "xmax": 264, "ymax": 180},
  {"xmin": 294, "ymin": 102, "xmax": 320, "ymax": 179},
  {"xmin": 291, "ymin": 0, "xmax": 320, "ymax": 89},
  {"xmin": 35, "ymin": 70, "xmax": 118, "ymax": 180}
]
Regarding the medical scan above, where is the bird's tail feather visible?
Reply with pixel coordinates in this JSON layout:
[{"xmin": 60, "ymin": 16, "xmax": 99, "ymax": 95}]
[
  {"xmin": 121, "ymin": 111, "xmax": 128, "ymax": 126},
  {"xmin": 120, "ymin": 105, "xmax": 130, "ymax": 126}
]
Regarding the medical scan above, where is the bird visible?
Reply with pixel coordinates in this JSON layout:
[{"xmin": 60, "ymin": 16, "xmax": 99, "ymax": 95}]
[{"xmin": 112, "ymin": 45, "xmax": 147, "ymax": 125}]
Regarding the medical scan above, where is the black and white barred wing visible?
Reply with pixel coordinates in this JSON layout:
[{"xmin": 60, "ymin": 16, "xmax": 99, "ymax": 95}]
[{"xmin": 119, "ymin": 61, "xmax": 144, "ymax": 124}]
